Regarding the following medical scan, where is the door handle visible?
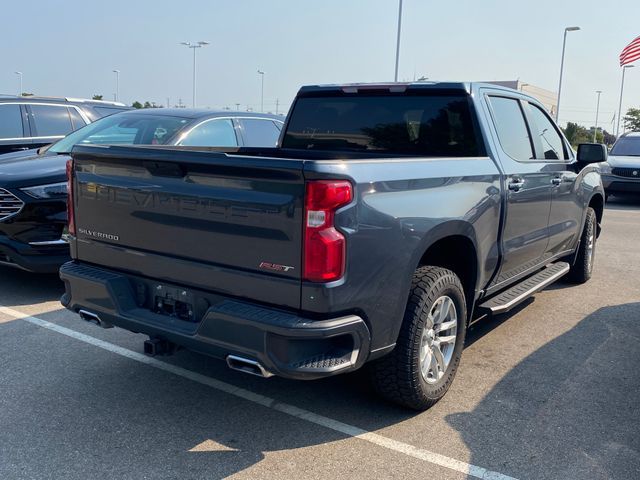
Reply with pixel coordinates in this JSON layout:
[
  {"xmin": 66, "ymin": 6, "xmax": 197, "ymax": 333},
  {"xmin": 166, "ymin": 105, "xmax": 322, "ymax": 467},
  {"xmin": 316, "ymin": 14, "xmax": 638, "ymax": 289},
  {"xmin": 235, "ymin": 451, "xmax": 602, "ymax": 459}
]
[
  {"xmin": 508, "ymin": 179, "xmax": 525, "ymax": 192},
  {"xmin": 551, "ymin": 177, "xmax": 562, "ymax": 185}
]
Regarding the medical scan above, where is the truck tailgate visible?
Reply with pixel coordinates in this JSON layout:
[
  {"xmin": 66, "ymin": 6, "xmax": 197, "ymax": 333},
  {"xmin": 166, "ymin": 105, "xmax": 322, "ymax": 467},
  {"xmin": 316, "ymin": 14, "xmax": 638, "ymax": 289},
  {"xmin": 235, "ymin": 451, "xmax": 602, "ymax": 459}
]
[{"xmin": 70, "ymin": 145, "xmax": 305, "ymax": 309}]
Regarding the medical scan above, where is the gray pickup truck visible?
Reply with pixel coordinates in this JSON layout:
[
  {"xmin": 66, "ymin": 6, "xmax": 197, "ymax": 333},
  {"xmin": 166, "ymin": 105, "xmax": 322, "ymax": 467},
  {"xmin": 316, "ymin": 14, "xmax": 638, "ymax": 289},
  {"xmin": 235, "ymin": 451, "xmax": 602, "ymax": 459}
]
[{"xmin": 60, "ymin": 82, "xmax": 606, "ymax": 409}]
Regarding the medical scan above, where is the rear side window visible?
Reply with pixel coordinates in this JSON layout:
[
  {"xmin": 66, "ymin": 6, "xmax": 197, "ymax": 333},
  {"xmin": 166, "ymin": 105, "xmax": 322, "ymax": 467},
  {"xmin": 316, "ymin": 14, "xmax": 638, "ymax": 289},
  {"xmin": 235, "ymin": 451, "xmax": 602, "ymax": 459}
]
[
  {"xmin": 30, "ymin": 105, "xmax": 74, "ymax": 137},
  {"xmin": 527, "ymin": 103, "xmax": 567, "ymax": 160},
  {"xmin": 0, "ymin": 104, "xmax": 24, "ymax": 138},
  {"xmin": 240, "ymin": 118, "xmax": 281, "ymax": 147},
  {"xmin": 282, "ymin": 94, "xmax": 481, "ymax": 156},
  {"xmin": 488, "ymin": 96, "xmax": 534, "ymax": 161},
  {"xmin": 68, "ymin": 108, "xmax": 87, "ymax": 130},
  {"xmin": 178, "ymin": 118, "xmax": 238, "ymax": 147}
]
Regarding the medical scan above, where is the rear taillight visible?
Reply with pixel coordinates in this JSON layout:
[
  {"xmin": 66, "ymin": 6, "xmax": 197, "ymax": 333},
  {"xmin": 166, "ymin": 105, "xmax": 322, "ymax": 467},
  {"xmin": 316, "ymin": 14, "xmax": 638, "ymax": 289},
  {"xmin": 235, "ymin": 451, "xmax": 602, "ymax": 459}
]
[
  {"xmin": 66, "ymin": 159, "xmax": 75, "ymax": 236},
  {"xmin": 303, "ymin": 180, "xmax": 352, "ymax": 282}
]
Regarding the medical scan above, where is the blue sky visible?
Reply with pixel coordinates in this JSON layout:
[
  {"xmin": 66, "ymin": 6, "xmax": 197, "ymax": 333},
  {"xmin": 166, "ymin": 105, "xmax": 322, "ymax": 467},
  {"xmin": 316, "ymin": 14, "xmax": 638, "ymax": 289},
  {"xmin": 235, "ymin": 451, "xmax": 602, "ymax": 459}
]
[{"xmin": 2, "ymin": 0, "xmax": 639, "ymax": 130}]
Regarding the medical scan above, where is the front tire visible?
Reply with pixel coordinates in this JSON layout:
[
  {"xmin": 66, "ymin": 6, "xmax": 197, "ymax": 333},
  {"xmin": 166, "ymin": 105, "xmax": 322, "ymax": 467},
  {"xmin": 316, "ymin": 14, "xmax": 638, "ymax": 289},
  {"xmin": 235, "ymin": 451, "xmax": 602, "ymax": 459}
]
[
  {"xmin": 567, "ymin": 207, "xmax": 597, "ymax": 284},
  {"xmin": 370, "ymin": 266, "xmax": 467, "ymax": 410}
]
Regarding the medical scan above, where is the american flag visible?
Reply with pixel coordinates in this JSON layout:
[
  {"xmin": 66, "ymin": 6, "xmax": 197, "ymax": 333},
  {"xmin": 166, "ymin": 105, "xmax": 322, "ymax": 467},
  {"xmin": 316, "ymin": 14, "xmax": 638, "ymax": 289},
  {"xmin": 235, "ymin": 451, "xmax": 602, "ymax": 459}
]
[{"xmin": 620, "ymin": 35, "xmax": 640, "ymax": 66}]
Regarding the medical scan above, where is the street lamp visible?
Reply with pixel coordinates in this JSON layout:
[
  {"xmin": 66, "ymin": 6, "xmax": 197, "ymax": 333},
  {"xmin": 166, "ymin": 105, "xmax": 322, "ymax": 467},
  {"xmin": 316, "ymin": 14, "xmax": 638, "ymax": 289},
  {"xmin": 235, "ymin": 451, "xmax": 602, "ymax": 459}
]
[
  {"xmin": 616, "ymin": 65, "xmax": 634, "ymax": 137},
  {"xmin": 14, "ymin": 71, "xmax": 22, "ymax": 96},
  {"xmin": 593, "ymin": 90, "xmax": 602, "ymax": 142},
  {"xmin": 112, "ymin": 69, "xmax": 120, "ymax": 102},
  {"xmin": 180, "ymin": 41, "xmax": 210, "ymax": 108},
  {"xmin": 257, "ymin": 70, "xmax": 265, "ymax": 113},
  {"xmin": 394, "ymin": 0, "xmax": 403, "ymax": 82},
  {"xmin": 555, "ymin": 26, "xmax": 580, "ymax": 123}
]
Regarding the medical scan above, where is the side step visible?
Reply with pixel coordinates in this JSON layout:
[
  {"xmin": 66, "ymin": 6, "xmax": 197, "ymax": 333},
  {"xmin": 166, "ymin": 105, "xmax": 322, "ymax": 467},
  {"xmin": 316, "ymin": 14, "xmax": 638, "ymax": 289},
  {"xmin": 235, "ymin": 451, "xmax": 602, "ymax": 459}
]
[{"xmin": 479, "ymin": 262, "xmax": 570, "ymax": 315}]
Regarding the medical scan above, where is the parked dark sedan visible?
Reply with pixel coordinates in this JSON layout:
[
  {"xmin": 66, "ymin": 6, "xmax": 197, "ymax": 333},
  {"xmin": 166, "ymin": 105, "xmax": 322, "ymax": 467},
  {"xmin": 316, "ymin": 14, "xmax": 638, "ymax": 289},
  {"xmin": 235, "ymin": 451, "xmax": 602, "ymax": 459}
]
[
  {"xmin": 0, "ymin": 109, "xmax": 284, "ymax": 272},
  {"xmin": 0, "ymin": 96, "xmax": 130, "ymax": 154}
]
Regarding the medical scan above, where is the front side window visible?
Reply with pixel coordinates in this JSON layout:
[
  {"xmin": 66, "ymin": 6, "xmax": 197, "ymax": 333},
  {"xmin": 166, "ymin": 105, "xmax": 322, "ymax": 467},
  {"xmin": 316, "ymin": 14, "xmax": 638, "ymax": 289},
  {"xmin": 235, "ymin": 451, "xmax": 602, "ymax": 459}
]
[
  {"xmin": 488, "ymin": 96, "xmax": 534, "ymax": 161},
  {"xmin": 178, "ymin": 118, "xmax": 238, "ymax": 147},
  {"xmin": 240, "ymin": 118, "xmax": 281, "ymax": 147},
  {"xmin": 0, "ymin": 104, "xmax": 24, "ymax": 138},
  {"xmin": 282, "ymin": 94, "xmax": 481, "ymax": 156},
  {"xmin": 30, "ymin": 105, "xmax": 74, "ymax": 137},
  {"xmin": 527, "ymin": 103, "xmax": 567, "ymax": 160}
]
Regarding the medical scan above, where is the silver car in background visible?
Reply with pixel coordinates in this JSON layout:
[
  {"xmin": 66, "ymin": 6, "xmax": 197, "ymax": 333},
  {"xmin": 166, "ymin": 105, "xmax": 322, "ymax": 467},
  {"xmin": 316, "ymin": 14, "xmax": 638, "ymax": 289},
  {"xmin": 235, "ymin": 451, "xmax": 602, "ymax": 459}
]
[{"xmin": 601, "ymin": 132, "xmax": 640, "ymax": 198}]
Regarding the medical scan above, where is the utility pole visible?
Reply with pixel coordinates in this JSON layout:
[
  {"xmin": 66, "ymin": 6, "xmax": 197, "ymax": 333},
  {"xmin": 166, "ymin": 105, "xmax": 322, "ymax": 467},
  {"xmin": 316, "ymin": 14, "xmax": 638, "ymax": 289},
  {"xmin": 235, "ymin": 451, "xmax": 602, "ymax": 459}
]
[
  {"xmin": 394, "ymin": 0, "xmax": 403, "ymax": 82},
  {"xmin": 593, "ymin": 90, "xmax": 602, "ymax": 142},
  {"xmin": 235, "ymin": 103, "xmax": 240, "ymax": 111},
  {"xmin": 275, "ymin": 98, "xmax": 279, "ymax": 115},
  {"xmin": 180, "ymin": 41, "xmax": 210, "ymax": 107}
]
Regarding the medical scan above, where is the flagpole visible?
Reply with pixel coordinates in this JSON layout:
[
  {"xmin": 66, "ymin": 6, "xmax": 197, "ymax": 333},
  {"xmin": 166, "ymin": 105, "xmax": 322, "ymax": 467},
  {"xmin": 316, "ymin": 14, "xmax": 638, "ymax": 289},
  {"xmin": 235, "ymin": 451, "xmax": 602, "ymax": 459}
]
[{"xmin": 616, "ymin": 65, "xmax": 634, "ymax": 137}]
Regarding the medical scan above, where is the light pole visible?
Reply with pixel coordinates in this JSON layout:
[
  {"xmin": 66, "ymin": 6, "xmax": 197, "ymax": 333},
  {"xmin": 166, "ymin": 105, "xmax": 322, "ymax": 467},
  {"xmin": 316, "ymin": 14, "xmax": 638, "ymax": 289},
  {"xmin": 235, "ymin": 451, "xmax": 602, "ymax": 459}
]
[
  {"xmin": 257, "ymin": 70, "xmax": 265, "ymax": 113},
  {"xmin": 593, "ymin": 90, "xmax": 602, "ymax": 142},
  {"xmin": 394, "ymin": 0, "xmax": 403, "ymax": 82},
  {"xmin": 112, "ymin": 69, "xmax": 120, "ymax": 102},
  {"xmin": 555, "ymin": 26, "xmax": 580, "ymax": 123},
  {"xmin": 616, "ymin": 65, "xmax": 634, "ymax": 137},
  {"xmin": 180, "ymin": 41, "xmax": 210, "ymax": 108},
  {"xmin": 14, "ymin": 71, "xmax": 22, "ymax": 96}
]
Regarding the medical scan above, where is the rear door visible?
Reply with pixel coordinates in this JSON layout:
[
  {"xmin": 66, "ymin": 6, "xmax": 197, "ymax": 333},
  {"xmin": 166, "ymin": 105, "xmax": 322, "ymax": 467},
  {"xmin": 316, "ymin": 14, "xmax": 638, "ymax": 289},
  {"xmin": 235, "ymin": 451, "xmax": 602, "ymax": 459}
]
[
  {"xmin": 72, "ymin": 145, "xmax": 305, "ymax": 308},
  {"xmin": 483, "ymin": 93, "xmax": 554, "ymax": 287}
]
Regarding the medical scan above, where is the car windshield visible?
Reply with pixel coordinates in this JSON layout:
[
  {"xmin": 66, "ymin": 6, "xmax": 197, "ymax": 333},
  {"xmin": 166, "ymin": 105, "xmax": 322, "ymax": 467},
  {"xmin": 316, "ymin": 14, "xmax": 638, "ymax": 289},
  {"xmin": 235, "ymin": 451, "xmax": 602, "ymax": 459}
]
[
  {"xmin": 48, "ymin": 113, "xmax": 190, "ymax": 154},
  {"xmin": 610, "ymin": 135, "xmax": 640, "ymax": 156}
]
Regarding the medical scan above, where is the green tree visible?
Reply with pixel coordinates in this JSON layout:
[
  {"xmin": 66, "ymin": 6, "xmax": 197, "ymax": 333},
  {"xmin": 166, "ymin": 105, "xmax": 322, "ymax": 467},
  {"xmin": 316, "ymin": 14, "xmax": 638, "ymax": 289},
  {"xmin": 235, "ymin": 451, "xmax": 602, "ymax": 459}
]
[
  {"xmin": 623, "ymin": 108, "xmax": 640, "ymax": 132},
  {"xmin": 131, "ymin": 101, "xmax": 143, "ymax": 109},
  {"xmin": 92, "ymin": 95, "xmax": 103, "ymax": 100},
  {"xmin": 562, "ymin": 122, "xmax": 590, "ymax": 148}
]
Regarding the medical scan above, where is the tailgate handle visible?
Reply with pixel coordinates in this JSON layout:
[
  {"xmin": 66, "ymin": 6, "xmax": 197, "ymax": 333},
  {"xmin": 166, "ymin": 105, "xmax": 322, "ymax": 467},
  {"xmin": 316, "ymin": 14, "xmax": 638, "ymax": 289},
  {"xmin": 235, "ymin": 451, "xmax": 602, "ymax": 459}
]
[{"xmin": 143, "ymin": 161, "xmax": 185, "ymax": 177}]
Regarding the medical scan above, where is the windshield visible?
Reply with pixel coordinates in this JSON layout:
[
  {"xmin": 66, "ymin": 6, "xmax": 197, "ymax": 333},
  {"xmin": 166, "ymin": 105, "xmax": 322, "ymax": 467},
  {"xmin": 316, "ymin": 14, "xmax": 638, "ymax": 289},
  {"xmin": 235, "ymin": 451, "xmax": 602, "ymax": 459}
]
[
  {"xmin": 48, "ymin": 113, "xmax": 190, "ymax": 154},
  {"xmin": 610, "ymin": 135, "xmax": 640, "ymax": 156}
]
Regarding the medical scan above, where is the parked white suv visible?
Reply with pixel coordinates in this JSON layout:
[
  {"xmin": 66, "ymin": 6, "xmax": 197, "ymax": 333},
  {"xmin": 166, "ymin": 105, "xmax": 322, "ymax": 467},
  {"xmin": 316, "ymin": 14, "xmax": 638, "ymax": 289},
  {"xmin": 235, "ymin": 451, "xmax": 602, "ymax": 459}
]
[{"xmin": 601, "ymin": 132, "xmax": 640, "ymax": 198}]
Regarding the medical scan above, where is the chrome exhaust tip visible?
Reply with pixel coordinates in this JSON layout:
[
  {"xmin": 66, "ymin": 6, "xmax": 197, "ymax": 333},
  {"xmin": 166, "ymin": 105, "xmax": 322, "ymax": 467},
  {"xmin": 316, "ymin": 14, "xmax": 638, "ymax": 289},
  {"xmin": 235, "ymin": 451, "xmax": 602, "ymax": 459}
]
[
  {"xmin": 226, "ymin": 355, "xmax": 273, "ymax": 378},
  {"xmin": 78, "ymin": 309, "xmax": 113, "ymax": 329}
]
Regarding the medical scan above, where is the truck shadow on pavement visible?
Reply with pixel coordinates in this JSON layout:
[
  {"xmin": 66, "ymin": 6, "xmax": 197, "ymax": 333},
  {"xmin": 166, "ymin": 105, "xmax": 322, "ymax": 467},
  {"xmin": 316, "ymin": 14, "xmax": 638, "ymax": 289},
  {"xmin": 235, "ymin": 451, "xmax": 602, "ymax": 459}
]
[
  {"xmin": 0, "ymin": 265, "xmax": 63, "ymax": 305},
  {"xmin": 448, "ymin": 302, "xmax": 640, "ymax": 480},
  {"xmin": 2, "ymin": 296, "xmax": 638, "ymax": 479}
]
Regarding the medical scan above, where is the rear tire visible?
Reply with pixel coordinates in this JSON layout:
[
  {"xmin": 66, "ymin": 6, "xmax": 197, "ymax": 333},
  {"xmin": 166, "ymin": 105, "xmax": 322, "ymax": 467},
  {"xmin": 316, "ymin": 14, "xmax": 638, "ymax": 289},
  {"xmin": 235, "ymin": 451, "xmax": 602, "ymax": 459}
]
[
  {"xmin": 370, "ymin": 266, "xmax": 467, "ymax": 410},
  {"xmin": 567, "ymin": 207, "xmax": 597, "ymax": 284}
]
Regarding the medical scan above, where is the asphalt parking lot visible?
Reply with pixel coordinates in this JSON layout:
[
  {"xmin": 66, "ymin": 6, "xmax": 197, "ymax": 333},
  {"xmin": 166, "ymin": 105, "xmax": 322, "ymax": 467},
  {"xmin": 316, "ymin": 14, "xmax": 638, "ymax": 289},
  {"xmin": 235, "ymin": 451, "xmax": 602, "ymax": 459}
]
[{"xmin": 1, "ymin": 197, "xmax": 639, "ymax": 480}]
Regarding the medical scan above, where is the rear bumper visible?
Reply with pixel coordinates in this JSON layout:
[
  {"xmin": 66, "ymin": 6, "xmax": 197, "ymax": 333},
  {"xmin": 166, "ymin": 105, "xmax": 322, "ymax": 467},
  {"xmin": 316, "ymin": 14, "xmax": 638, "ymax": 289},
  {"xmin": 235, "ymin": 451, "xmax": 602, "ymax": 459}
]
[
  {"xmin": 602, "ymin": 175, "xmax": 640, "ymax": 193},
  {"xmin": 0, "ymin": 236, "xmax": 69, "ymax": 273},
  {"xmin": 59, "ymin": 262, "xmax": 371, "ymax": 380}
]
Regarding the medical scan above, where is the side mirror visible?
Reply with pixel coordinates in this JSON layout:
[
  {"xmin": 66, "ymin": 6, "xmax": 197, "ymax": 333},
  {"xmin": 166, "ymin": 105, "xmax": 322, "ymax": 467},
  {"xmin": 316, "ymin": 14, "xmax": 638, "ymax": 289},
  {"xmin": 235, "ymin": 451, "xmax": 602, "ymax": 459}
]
[{"xmin": 576, "ymin": 143, "xmax": 608, "ymax": 164}]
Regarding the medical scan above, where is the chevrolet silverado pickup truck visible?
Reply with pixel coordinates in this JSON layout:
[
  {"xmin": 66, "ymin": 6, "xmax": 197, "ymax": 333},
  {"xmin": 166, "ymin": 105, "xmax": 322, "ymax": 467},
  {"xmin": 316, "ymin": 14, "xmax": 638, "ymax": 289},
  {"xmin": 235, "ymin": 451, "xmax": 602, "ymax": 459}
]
[{"xmin": 60, "ymin": 82, "xmax": 606, "ymax": 410}]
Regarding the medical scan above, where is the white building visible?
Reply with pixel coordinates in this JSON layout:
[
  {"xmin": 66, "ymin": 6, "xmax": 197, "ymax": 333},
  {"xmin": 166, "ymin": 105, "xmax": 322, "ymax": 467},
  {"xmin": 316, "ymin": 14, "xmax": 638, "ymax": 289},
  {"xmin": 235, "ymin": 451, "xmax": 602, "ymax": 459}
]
[{"xmin": 485, "ymin": 81, "xmax": 557, "ymax": 116}]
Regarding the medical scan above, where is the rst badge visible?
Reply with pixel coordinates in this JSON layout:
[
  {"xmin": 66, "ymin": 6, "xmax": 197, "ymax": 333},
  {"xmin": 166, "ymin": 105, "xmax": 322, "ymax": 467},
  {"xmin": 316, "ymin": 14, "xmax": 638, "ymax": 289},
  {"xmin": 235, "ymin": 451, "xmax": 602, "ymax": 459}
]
[{"xmin": 259, "ymin": 261, "xmax": 295, "ymax": 273}]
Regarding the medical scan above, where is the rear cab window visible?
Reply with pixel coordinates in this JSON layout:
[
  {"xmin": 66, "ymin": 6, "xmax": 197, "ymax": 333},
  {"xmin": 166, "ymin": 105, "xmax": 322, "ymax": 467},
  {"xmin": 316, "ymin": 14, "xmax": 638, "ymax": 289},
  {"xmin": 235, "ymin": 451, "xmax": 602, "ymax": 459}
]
[{"xmin": 281, "ymin": 93, "xmax": 483, "ymax": 157}]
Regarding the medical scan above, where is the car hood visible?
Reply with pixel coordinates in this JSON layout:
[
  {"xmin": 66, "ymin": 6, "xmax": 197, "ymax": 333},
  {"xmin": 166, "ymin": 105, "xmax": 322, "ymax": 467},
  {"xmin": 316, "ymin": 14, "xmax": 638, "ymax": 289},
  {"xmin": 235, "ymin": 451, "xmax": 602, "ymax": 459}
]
[
  {"xmin": 608, "ymin": 155, "xmax": 640, "ymax": 168},
  {"xmin": 0, "ymin": 151, "xmax": 69, "ymax": 189}
]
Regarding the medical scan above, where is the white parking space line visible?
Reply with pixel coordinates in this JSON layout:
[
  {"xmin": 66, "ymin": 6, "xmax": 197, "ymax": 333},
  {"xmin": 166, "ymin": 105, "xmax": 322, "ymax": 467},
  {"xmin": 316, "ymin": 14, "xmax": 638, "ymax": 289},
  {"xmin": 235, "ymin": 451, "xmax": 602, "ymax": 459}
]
[{"xmin": 0, "ymin": 305, "xmax": 518, "ymax": 480}]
